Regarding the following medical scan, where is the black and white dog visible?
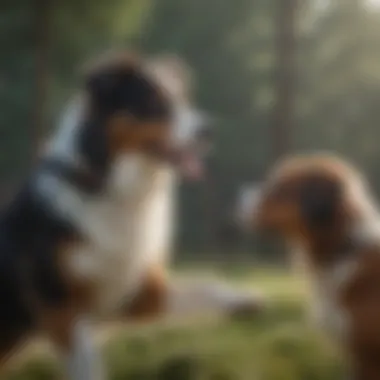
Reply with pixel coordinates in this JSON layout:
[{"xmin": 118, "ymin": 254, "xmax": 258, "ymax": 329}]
[{"xmin": 0, "ymin": 52, "xmax": 262, "ymax": 379}]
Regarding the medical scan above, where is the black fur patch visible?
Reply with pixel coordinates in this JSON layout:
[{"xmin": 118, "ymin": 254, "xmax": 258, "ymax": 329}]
[
  {"xmin": 77, "ymin": 62, "xmax": 172, "ymax": 186},
  {"xmin": 0, "ymin": 181, "xmax": 79, "ymax": 336},
  {"xmin": 86, "ymin": 65, "xmax": 171, "ymax": 119}
]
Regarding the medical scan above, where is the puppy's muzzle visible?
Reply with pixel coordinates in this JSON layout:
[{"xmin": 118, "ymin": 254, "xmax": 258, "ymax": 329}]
[{"xmin": 234, "ymin": 184, "xmax": 263, "ymax": 230}]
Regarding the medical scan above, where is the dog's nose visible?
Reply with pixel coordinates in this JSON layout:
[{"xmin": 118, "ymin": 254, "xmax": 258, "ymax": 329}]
[{"xmin": 197, "ymin": 125, "xmax": 213, "ymax": 142}]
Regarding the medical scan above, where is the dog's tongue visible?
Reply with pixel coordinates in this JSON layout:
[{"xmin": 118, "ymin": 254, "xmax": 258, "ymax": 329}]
[{"xmin": 180, "ymin": 151, "xmax": 204, "ymax": 180}]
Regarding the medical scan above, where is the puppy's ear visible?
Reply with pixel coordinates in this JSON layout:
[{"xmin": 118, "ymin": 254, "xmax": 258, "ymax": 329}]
[{"xmin": 299, "ymin": 175, "xmax": 342, "ymax": 228}]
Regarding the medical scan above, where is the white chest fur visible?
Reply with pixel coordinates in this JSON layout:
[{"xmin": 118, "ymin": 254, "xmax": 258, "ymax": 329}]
[
  {"xmin": 37, "ymin": 160, "xmax": 176, "ymax": 315},
  {"xmin": 291, "ymin": 248, "xmax": 357, "ymax": 340},
  {"xmin": 309, "ymin": 268, "xmax": 349, "ymax": 339}
]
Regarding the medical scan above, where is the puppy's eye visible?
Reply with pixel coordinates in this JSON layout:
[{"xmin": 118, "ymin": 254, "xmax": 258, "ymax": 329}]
[
  {"xmin": 271, "ymin": 184, "xmax": 294, "ymax": 201},
  {"xmin": 144, "ymin": 141, "xmax": 161, "ymax": 151}
]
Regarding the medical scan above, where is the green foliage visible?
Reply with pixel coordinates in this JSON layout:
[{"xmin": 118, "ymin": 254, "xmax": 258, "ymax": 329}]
[
  {"xmin": 3, "ymin": 268, "xmax": 344, "ymax": 380},
  {"xmin": 3, "ymin": 0, "xmax": 380, "ymax": 252},
  {"xmin": 297, "ymin": 0, "xmax": 380, "ymax": 179},
  {"xmin": 0, "ymin": 0, "xmax": 151, "ymax": 181},
  {"xmin": 0, "ymin": 2, "xmax": 35, "ymax": 179}
]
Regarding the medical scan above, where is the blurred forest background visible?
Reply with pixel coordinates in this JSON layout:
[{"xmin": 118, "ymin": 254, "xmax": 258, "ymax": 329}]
[{"xmin": 1, "ymin": 0, "xmax": 380, "ymax": 257}]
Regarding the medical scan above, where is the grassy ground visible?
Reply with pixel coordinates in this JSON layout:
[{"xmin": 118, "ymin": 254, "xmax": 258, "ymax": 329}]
[{"xmin": 4, "ymin": 266, "xmax": 345, "ymax": 380}]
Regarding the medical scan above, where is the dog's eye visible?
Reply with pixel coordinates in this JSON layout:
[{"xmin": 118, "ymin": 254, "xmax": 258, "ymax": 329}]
[{"xmin": 145, "ymin": 95, "xmax": 171, "ymax": 120}]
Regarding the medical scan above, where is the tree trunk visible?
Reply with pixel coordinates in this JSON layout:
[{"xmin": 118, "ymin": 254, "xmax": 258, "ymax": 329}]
[
  {"xmin": 272, "ymin": 0, "xmax": 297, "ymax": 162},
  {"xmin": 33, "ymin": 0, "xmax": 50, "ymax": 163}
]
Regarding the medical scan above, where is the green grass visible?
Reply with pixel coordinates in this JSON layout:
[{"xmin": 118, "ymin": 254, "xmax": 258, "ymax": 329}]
[{"xmin": 4, "ymin": 267, "xmax": 345, "ymax": 380}]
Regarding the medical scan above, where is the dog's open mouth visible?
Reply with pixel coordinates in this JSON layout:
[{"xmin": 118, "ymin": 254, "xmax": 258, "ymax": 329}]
[
  {"xmin": 178, "ymin": 149, "xmax": 204, "ymax": 180},
  {"xmin": 148, "ymin": 145, "xmax": 205, "ymax": 180},
  {"xmin": 148, "ymin": 110, "xmax": 213, "ymax": 180},
  {"xmin": 178, "ymin": 137, "xmax": 213, "ymax": 180}
]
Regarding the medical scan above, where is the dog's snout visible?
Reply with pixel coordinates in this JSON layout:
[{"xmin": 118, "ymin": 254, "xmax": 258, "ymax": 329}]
[{"xmin": 197, "ymin": 125, "xmax": 213, "ymax": 142}]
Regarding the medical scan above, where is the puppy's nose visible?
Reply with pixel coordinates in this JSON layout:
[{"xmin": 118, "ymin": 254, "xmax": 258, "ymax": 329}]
[{"xmin": 234, "ymin": 184, "xmax": 263, "ymax": 229}]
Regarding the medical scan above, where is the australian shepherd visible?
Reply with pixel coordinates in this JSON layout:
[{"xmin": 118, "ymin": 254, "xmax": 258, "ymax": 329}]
[
  {"xmin": 236, "ymin": 153, "xmax": 380, "ymax": 379},
  {"xmin": 0, "ymin": 52, "xmax": 262, "ymax": 379}
]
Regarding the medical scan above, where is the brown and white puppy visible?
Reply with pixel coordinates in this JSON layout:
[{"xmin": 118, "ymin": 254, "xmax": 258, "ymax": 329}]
[
  {"xmin": 236, "ymin": 153, "xmax": 380, "ymax": 379},
  {"xmin": 0, "ymin": 51, "xmax": 261, "ymax": 380}
]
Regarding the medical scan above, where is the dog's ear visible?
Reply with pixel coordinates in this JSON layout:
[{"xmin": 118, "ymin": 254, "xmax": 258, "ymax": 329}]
[
  {"xmin": 299, "ymin": 175, "xmax": 343, "ymax": 228},
  {"xmin": 85, "ymin": 67, "xmax": 137, "ymax": 111},
  {"xmin": 86, "ymin": 69, "xmax": 118, "ymax": 104},
  {"xmin": 83, "ymin": 53, "xmax": 143, "ymax": 111},
  {"xmin": 147, "ymin": 55, "xmax": 191, "ymax": 100}
]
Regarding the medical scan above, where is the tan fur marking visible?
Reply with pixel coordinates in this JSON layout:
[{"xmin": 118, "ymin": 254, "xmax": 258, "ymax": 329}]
[
  {"xmin": 107, "ymin": 113, "xmax": 170, "ymax": 158},
  {"xmin": 122, "ymin": 266, "xmax": 168, "ymax": 321},
  {"xmin": 254, "ymin": 155, "xmax": 357, "ymax": 264},
  {"xmin": 39, "ymin": 306, "xmax": 77, "ymax": 352},
  {"xmin": 57, "ymin": 241, "xmax": 98, "ymax": 313}
]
